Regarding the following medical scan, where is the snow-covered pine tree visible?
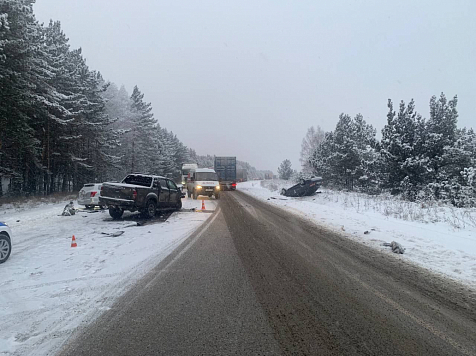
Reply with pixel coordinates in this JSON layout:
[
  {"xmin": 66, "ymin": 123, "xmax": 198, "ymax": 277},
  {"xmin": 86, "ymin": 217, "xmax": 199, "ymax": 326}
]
[
  {"xmin": 154, "ymin": 125, "xmax": 176, "ymax": 177},
  {"xmin": 423, "ymin": 94, "xmax": 459, "ymax": 198},
  {"xmin": 309, "ymin": 131, "xmax": 334, "ymax": 184},
  {"xmin": 308, "ymin": 113, "xmax": 378, "ymax": 191},
  {"xmin": 278, "ymin": 159, "xmax": 293, "ymax": 180},
  {"xmin": 0, "ymin": 1, "xmax": 63, "ymax": 195},
  {"xmin": 380, "ymin": 99, "xmax": 427, "ymax": 198},
  {"xmin": 129, "ymin": 85, "xmax": 157, "ymax": 174},
  {"xmin": 100, "ymin": 83, "xmax": 132, "ymax": 180}
]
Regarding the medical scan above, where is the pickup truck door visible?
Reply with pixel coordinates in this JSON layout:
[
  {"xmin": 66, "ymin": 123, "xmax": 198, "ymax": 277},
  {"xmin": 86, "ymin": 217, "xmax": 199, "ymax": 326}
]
[
  {"xmin": 167, "ymin": 180, "xmax": 180, "ymax": 206},
  {"xmin": 152, "ymin": 178, "xmax": 161, "ymax": 201},
  {"xmin": 158, "ymin": 178, "xmax": 170, "ymax": 206}
]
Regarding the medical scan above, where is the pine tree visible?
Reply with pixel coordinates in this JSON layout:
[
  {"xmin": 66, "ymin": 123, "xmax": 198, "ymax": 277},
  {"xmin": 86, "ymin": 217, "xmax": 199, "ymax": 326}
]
[
  {"xmin": 381, "ymin": 99, "xmax": 427, "ymax": 197},
  {"xmin": 423, "ymin": 93, "xmax": 459, "ymax": 198},
  {"xmin": 129, "ymin": 85, "xmax": 157, "ymax": 173},
  {"xmin": 278, "ymin": 159, "xmax": 293, "ymax": 180}
]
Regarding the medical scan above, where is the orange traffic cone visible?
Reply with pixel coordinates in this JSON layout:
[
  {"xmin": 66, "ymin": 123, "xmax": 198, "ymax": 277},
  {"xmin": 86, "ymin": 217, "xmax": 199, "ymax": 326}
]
[
  {"xmin": 71, "ymin": 235, "xmax": 77, "ymax": 248},
  {"xmin": 201, "ymin": 199, "xmax": 206, "ymax": 210}
]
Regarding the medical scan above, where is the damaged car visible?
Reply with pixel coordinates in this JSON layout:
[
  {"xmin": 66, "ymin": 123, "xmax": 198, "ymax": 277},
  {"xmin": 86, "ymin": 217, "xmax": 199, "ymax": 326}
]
[{"xmin": 280, "ymin": 177, "xmax": 322, "ymax": 197}]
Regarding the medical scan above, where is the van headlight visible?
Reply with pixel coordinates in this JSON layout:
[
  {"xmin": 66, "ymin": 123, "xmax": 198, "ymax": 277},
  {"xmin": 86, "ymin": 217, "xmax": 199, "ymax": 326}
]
[
  {"xmin": 196, "ymin": 185, "xmax": 202, "ymax": 190},
  {"xmin": 215, "ymin": 186, "xmax": 220, "ymax": 190}
]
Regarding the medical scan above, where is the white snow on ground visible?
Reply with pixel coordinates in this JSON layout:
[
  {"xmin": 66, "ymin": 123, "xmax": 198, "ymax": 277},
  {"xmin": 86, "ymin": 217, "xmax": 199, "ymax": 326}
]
[
  {"xmin": 238, "ymin": 180, "xmax": 476, "ymax": 290},
  {"xmin": 0, "ymin": 196, "xmax": 217, "ymax": 356}
]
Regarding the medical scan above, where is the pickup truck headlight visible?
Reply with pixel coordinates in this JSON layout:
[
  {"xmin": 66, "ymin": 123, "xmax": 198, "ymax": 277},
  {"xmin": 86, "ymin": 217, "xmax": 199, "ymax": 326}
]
[
  {"xmin": 215, "ymin": 186, "xmax": 220, "ymax": 190},
  {"xmin": 196, "ymin": 185, "xmax": 202, "ymax": 190}
]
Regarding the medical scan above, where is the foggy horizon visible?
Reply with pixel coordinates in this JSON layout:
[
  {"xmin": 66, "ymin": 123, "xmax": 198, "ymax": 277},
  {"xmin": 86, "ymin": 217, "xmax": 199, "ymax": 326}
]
[{"xmin": 34, "ymin": 0, "xmax": 476, "ymax": 173}]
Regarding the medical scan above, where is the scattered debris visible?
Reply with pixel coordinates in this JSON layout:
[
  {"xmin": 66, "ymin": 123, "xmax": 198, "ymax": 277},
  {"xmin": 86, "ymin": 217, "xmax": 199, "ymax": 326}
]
[
  {"xmin": 364, "ymin": 230, "xmax": 370, "ymax": 235},
  {"xmin": 101, "ymin": 231, "xmax": 124, "ymax": 237},
  {"xmin": 61, "ymin": 201, "xmax": 76, "ymax": 216},
  {"xmin": 341, "ymin": 226, "xmax": 345, "ymax": 231},
  {"xmin": 122, "ymin": 223, "xmax": 139, "ymax": 228},
  {"xmin": 383, "ymin": 241, "xmax": 406, "ymax": 254}
]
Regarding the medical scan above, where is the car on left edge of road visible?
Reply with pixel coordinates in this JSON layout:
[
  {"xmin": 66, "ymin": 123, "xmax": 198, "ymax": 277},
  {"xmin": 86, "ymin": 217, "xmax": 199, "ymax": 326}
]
[
  {"xmin": 0, "ymin": 221, "xmax": 12, "ymax": 264},
  {"xmin": 78, "ymin": 183, "xmax": 105, "ymax": 209}
]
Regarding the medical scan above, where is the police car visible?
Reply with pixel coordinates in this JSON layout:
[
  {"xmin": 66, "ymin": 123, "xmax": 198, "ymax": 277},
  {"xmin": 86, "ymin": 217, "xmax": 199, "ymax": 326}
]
[{"xmin": 0, "ymin": 221, "xmax": 12, "ymax": 264}]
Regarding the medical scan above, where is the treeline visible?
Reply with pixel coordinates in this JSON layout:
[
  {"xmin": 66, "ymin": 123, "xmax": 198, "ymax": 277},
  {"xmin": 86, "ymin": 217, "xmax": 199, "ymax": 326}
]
[
  {"xmin": 301, "ymin": 94, "xmax": 476, "ymax": 207},
  {"xmin": 187, "ymin": 150, "xmax": 260, "ymax": 179},
  {"xmin": 0, "ymin": 1, "xmax": 188, "ymax": 196}
]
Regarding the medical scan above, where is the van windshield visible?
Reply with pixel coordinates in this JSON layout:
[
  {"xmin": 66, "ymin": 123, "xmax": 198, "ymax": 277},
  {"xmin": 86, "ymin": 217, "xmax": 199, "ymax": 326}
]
[
  {"xmin": 195, "ymin": 172, "xmax": 218, "ymax": 181},
  {"xmin": 122, "ymin": 175, "xmax": 152, "ymax": 187}
]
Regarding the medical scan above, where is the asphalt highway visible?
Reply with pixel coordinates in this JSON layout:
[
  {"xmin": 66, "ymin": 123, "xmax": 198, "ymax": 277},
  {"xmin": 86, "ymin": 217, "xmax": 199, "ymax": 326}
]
[{"xmin": 58, "ymin": 191, "xmax": 476, "ymax": 356}]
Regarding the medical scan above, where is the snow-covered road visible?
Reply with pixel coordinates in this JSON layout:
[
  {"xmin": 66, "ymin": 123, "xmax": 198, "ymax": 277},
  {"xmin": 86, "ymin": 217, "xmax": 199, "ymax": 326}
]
[
  {"xmin": 0, "ymin": 197, "xmax": 217, "ymax": 356},
  {"xmin": 238, "ymin": 181, "xmax": 476, "ymax": 290}
]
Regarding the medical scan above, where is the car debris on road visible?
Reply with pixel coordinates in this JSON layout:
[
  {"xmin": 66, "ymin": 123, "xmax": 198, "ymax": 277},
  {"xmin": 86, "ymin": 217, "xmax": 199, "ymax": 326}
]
[
  {"xmin": 61, "ymin": 201, "xmax": 76, "ymax": 216},
  {"xmin": 383, "ymin": 241, "xmax": 406, "ymax": 254}
]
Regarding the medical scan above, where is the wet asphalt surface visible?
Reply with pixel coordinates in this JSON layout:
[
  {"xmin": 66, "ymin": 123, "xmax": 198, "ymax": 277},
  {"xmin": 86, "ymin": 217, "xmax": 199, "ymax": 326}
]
[{"xmin": 58, "ymin": 191, "xmax": 476, "ymax": 356}]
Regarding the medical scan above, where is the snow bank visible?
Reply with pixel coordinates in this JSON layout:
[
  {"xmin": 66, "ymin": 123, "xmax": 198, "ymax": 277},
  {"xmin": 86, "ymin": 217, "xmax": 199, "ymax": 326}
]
[
  {"xmin": 239, "ymin": 181, "xmax": 476, "ymax": 289},
  {"xmin": 0, "ymin": 196, "xmax": 217, "ymax": 355}
]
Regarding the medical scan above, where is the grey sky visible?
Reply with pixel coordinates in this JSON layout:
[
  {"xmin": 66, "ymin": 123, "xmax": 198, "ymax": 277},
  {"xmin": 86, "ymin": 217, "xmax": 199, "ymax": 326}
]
[{"xmin": 34, "ymin": 0, "xmax": 476, "ymax": 172}]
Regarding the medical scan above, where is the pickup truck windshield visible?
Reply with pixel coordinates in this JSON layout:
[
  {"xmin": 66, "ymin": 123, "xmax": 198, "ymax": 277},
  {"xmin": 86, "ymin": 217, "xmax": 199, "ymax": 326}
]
[
  {"xmin": 195, "ymin": 172, "xmax": 218, "ymax": 181},
  {"xmin": 122, "ymin": 175, "xmax": 152, "ymax": 187}
]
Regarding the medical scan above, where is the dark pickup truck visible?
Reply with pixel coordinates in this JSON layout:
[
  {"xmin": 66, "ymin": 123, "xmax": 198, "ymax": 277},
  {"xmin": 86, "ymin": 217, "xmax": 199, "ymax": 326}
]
[{"xmin": 99, "ymin": 174, "xmax": 183, "ymax": 219}]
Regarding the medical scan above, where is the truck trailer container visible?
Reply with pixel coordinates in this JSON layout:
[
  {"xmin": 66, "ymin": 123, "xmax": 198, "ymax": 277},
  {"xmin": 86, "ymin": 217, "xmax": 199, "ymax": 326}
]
[{"xmin": 214, "ymin": 156, "xmax": 237, "ymax": 191}]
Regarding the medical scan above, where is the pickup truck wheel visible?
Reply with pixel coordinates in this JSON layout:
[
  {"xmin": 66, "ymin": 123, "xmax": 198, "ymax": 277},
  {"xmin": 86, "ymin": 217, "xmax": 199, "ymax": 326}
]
[
  {"xmin": 145, "ymin": 199, "xmax": 157, "ymax": 218},
  {"xmin": 109, "ymin": 207, "xmax": 124, "ymax": 220}
]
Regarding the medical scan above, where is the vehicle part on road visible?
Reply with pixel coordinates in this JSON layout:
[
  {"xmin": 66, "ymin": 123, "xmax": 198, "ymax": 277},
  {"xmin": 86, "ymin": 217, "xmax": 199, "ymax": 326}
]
[
  {"xmin": 383, "ymin": 241, "xmax": 406, "ymax": 254},
  {"xmin": 101, "ymin": 231, "xmax": 125, "ymax": 237},
  {"xmin": 0, "ymin": 232, "xmax": 12, "ymax": 263},
  {"xmin": 109, "ymin": 206, "xmax": 124, "ymax": 220},
  {"xmin": 71, "ymin": 235, "xmax": 77, "ymax": 248},
  {"xmin": 62, "ymin": 201, "xmax": 76, "ymax": 216}
]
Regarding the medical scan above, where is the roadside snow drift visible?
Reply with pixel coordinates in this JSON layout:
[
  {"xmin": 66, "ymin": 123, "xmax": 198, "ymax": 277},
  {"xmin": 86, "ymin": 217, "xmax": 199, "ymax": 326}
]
[
  {"xmin": 238, "ymin": 181, "xmax": 476, "ymax": 290},
  {"xmin": 0, "ymin": 196, "xmax": 217, "ymax": 356}
]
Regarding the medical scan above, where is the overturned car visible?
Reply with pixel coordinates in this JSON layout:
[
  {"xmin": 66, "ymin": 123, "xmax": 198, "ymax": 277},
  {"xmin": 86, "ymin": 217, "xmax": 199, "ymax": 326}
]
[{"xmin": 280, "ymin": 177, "xmax": 322, "ymax": 197}]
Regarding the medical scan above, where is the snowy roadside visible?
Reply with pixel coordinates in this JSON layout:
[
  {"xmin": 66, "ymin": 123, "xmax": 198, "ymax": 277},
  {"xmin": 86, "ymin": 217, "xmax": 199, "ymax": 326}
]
[
  {"xmin": 0, "ymin": 196, "xmax": 217, "ymax": 356},
  {"xmin": 238, "ymin": 181, "xmax": 476, "ymax": 290}
]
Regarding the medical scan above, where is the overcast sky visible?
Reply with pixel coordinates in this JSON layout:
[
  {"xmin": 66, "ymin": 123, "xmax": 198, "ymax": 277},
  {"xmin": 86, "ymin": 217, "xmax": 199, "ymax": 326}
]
[{"xmin": 34, "ymin": 0, "xmax": 476, "ymax": 172}]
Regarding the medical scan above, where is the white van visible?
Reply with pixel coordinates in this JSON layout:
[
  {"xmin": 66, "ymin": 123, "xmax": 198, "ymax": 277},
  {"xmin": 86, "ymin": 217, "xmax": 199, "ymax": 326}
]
[
  {"xmin": 181, "ymin": 163, "xmax": 198, "ymax": 185},
  {"xmin": 186, "ymin": 168, "xmax": 220, "ymax": 200}
]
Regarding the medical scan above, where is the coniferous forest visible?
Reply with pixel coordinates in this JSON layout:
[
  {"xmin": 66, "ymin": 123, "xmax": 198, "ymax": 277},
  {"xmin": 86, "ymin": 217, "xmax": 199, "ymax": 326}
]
[
  {"xmin": 300, "ymin": 95, "xmax": 476, "ymax": 207},
  {"xmin": 0, "ymin": 1, "xmax": 192, "ymax": 196}
]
